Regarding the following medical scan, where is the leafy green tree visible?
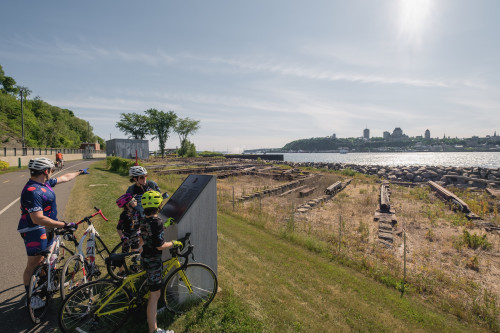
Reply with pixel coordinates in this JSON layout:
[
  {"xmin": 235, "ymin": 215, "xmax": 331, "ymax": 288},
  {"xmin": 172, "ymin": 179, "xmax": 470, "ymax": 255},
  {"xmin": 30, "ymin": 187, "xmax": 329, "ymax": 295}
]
[
  {"xmin": 145, "ymin": 108, "xmax": 177, "ymax": 157},
  {"xmin": 174, "ymin": 117, "xmax": 200, "ymax": 146},
  {"xmin": 115, "ymin": 112, "xmax": 150, "ymax": 139},
  {"xmin": 17, "ymin": 86, "xmax": 32, "ymax": 99},
  {"xmin": 177, "ymin": 139, "xmax": 197, "ymax": 157},
  {"xmin": 1, "ymin": 76, "xmax": 18, "ymax": 95}
]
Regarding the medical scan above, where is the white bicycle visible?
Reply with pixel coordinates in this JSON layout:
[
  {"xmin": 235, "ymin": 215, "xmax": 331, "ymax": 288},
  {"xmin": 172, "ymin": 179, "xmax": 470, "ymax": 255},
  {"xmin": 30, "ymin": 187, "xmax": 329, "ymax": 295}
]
[
  {"xmin": 27, "ymin": 226, "xmax": 76, "ymax": 323},
  {"xmin": 59, "ymin": 207, "xmax": 114, "ymax": 300}
]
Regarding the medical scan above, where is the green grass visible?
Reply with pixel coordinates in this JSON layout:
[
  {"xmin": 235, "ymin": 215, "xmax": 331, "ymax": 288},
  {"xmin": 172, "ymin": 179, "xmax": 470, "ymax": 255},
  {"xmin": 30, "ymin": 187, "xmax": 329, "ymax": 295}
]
[
  {"xmin": 0, "ymin": 165, "xmax": 28, "ymax": 174},
  {"xmin": 60, "ymin": 160, "xmax": 493, "ymax": 332}
]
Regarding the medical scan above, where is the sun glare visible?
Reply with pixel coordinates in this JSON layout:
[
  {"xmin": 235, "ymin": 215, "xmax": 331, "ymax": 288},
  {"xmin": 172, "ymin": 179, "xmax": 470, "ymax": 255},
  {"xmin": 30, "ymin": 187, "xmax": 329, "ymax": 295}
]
[{"xmin": 398, "ymin": 0, "xmax": 434, "ymax": 46}]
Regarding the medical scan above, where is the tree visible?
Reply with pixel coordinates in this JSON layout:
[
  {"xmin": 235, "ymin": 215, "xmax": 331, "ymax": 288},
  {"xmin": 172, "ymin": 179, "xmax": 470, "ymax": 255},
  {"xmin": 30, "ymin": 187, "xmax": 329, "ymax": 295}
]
[
  {"xmin": 1, "ymin": 76, "xmax": 18, "ymax": 95},
  {"xmin": 0, "ymin": 65, "xmax": 20, "ymax": 96},
  {"xmin": 17, "ymin": 86, "xmax": 32, "ymax": 99},
  {"xmin": 177, "ymin": 139, "xmax": 197, "ymax": 157},
  {"xmin": 115, "ymin": 112, "xmax": 150, "ymax": 139},
  {"xmin": 145, "ymin": 108, "xmax": 177, "ymax": 157},
  {"xmin": 174, "ymin": 117, "xmax": 200, "ymax": 146}
]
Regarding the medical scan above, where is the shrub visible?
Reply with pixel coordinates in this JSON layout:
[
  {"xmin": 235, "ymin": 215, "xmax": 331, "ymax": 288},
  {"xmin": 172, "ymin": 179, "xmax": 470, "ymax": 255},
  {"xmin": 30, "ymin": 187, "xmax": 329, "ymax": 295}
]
[
  {"xmin": 340, "ymin": 168, "xmax": 357, "ymax": 177},
  {"xmin": 199, "ymin": 151, "xmax": 224, "ymax": 157},
  {"xmin": 0, "ymin": 160, "xmax": 9, "ymax": 169},
  {"xmin": 461, "ymin": 230, "xmax": 492, "ymax": 250},
  {"xmin": 177, "ymin": 139, "xmax": 197, "ymax": 157},
  {"xmin": 106, "ymin": 156, "xmax": 137, "ymax": 176}
]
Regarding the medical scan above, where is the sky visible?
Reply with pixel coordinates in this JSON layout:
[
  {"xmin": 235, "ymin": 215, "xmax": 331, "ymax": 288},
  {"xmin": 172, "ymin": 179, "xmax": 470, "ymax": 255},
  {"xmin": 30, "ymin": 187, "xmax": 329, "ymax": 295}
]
[{"xmin": 1, "ymin": 0, "xmax": 499, "ymax": 152}]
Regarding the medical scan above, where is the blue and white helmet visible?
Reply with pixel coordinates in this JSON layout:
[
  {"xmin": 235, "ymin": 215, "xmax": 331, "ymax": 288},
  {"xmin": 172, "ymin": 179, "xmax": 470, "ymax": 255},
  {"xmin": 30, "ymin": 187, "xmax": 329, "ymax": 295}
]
[{"xmin": 28, "ymin": 157, "xmax": 55, "ymax": 171}]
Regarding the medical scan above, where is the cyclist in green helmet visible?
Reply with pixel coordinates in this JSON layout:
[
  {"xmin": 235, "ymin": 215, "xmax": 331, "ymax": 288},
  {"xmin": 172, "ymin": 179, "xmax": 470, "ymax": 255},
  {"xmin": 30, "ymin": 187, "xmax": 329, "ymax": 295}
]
[{"xmin": 139, "ymin": 190, "xmax": 179, "ymax": 333}]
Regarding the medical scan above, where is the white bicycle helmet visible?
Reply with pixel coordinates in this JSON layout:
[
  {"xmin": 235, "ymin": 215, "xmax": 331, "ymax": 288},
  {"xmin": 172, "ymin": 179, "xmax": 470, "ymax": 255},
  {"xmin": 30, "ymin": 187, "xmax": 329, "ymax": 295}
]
[
  {"xmin": 28, "ymin": 157, "xmax": 55, "ymax": 171},
  {"xmin": 129, "ymin": 166, "xmax": 148, "ymax": 177}
]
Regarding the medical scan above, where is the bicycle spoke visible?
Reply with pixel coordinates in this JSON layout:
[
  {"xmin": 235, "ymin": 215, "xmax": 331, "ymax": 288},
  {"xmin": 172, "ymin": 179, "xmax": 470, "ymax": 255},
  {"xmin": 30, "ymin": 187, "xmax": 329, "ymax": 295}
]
[
  {"xmin": 59, "ymin": 280, "xmax": 130, "ymax": 333},
  {"xmin": 163, "ymin": 263, "xmax": 217, "ymax": 314}
]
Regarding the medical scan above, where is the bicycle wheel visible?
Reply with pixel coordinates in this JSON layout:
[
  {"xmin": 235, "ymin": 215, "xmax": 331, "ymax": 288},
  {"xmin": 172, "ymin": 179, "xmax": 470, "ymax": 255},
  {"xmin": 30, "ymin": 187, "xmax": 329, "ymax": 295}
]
[
  {"xmin": 162, "ymin": 263, "xmax": 218, "ymax": 314},
  {"xmin": 27, "ymin": 264, "xmax": 51, "ymax": 324},
  {"xmin": 58, "ymin": 280, "xmax": 130, "ymax": 333},
  {"xmin": 60, "ymin": 254, "xmax": 88, "ymax": 300},
  {"xmin": 108, "ymin": 240, "xmax": 143, "ymax": 280}
]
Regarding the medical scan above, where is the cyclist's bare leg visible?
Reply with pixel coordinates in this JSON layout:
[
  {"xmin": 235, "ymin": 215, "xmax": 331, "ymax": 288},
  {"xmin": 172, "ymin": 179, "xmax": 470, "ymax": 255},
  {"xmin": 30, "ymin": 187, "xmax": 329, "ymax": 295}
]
[
  {"xmin": 23, "ymin": 255, "xmax": 44, "ymax": 287},
  {"xmin": 147, "ymin": 290, "xmax": 161, "ymax": 333}
]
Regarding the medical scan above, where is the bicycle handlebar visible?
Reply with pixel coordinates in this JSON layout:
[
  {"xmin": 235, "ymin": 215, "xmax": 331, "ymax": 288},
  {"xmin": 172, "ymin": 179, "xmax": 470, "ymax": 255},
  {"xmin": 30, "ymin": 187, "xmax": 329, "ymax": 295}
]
[
  {"xmin": 94, "ymin": 206, "xmax": 109, "ymax": 221},
  {"xmin": 170, "ymin": 233, "xmax": 194, "ymax": 266},
  {"xmin": 76, "ymin": 207, "xmax": 109, "ymax": 225}
]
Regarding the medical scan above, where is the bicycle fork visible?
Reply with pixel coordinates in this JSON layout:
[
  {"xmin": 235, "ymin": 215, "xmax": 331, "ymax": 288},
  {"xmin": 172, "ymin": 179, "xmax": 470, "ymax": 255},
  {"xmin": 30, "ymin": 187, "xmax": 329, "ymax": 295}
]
[{"xmin": 166, "ymin": 260, "xmax": 194, "ymax": 294}]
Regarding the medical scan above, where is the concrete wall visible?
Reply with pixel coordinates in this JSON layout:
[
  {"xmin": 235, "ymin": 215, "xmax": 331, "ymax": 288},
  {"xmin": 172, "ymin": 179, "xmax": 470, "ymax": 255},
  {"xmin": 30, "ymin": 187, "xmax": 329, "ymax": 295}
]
[
  {"xmin": 0, "ymin": 151, "xmax": 106, "ymax": 167},
  {"xmin": 106, "ymin": 139, "xmax": 149, "ymax": 160}
]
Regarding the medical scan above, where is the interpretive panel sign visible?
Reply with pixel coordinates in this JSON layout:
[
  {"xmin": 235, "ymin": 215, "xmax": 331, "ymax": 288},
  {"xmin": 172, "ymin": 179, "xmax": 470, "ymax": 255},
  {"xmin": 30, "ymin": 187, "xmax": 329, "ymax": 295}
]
[{"xmin": 160, "ymin": 174, "xmax": 213, "ymax": 223}]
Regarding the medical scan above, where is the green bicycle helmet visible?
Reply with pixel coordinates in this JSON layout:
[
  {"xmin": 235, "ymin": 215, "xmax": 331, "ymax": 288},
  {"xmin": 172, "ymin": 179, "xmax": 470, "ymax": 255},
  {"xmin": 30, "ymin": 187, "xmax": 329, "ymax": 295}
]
[{"xmin": 141, "ymin": 190, "xmax": 162, "ymax": 209}]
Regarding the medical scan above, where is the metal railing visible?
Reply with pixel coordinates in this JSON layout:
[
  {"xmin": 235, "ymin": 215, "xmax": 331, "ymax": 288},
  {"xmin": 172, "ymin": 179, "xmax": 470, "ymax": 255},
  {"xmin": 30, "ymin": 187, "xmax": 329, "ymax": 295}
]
[{"xmin": 1, "ymin": 147, "xmax": 106, "ymax": 157}]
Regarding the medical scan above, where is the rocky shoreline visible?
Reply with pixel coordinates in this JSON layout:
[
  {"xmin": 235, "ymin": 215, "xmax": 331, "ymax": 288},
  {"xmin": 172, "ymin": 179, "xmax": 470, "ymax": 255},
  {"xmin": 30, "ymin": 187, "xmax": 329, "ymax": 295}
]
[{"xmin": 273, "ymin": 161, "xmax": 500, "ymax": 189}]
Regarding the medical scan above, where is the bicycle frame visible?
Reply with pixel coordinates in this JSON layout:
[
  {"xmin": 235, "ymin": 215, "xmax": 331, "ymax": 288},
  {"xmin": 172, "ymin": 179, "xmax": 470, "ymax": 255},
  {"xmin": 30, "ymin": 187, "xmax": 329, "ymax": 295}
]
[
  {"xmin": 33, "ymin": 234, "xmax": 63, "ymax": 294},
  {"xmin": 74, "ymin": 207, "xmax": 108, "ymax": 262},
  {"xmin": 76, "ymin": 224, "xmax": 99, "ymax": 261},
  {"xmin": 94, "ymin": 255, "xmax": 192, "ymax": 317}
]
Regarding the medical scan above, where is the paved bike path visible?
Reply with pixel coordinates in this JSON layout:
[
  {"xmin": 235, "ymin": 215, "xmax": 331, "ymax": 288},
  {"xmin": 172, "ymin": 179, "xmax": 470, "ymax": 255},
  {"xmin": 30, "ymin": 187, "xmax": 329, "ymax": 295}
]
[{"xmin": 0, "ymin": 159, "xmax": 101, "ymax": 333}]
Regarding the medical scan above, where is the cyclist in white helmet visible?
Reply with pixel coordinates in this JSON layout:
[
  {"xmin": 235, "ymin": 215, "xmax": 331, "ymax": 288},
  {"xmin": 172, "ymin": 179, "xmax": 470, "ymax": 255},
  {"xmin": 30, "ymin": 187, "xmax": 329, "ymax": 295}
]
[
  {"xmin": 126, "ymin": 165, "xmax": 165, "ymax": 217},
  {"xmin": 18, "ymin": 157, "xmax": 88, "ymax": 308}
]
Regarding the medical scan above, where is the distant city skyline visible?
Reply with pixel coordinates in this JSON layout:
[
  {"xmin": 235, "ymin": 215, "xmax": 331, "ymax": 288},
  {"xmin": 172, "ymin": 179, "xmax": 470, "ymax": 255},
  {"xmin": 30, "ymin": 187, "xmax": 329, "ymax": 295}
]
[
  {"xmin": 329, "ymin": 127, "xmax": 499, "ymax": 141},
  {"xmin": 2, "ymin": 1, "xmax": 500, "ymax": 152}
]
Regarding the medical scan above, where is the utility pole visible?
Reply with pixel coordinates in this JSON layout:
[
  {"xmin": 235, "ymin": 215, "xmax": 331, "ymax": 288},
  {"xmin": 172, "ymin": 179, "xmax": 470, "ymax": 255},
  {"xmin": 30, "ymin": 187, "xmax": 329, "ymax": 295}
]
[{"xmin": 20, "ymin": 89, "xmax": 25, "ymax": 153}]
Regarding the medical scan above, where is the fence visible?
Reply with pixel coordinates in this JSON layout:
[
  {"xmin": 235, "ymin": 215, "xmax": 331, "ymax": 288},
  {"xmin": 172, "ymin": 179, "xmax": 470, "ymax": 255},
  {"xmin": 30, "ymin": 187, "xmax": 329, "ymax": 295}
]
[
  {"xmin": 0, "ymin": 146, "xmax": 107, "ymax": 167},
  {"xmin": 1, "ymin": 147, "xmax": 105, "ymax": 157}
]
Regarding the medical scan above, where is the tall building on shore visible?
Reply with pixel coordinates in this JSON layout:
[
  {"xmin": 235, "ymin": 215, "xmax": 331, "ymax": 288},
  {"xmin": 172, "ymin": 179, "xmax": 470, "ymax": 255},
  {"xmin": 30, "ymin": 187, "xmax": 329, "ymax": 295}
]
[
  {"xmin": 425, "ymin": 129, "xmax": 431, "ymax": 139},
  {"xmin": 392, "ymin": 127, "xmax": 403, "ymax": 138},
  {"xmin": 363, "ymin": 128, "xmax": 370, "ymax": 140}
]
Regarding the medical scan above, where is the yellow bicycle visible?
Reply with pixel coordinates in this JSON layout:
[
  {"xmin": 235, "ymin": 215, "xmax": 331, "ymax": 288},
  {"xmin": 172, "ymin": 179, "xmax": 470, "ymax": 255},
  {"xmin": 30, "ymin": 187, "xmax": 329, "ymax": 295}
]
[{"xmin": 57, "ymin": 233, "xmax": 218, "ymax": 333}]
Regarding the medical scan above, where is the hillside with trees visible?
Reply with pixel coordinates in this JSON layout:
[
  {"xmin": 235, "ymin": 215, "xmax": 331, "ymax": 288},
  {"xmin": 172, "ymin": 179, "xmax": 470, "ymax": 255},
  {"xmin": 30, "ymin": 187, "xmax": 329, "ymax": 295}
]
[
  {"xmin": 281, "ymin": 135, "xmax": 497, "ymax": 152},
  {"xmin": 0, "ymin": 64, "xmax": 104, "ymax": 149}
]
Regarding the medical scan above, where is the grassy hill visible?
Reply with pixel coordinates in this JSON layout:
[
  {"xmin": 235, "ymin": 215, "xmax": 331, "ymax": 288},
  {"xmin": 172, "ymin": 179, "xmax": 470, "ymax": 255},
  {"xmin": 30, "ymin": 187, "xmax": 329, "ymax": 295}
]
[{"xmin": 0, "ymin": 64, "xmax": 104, "ymax": 149}]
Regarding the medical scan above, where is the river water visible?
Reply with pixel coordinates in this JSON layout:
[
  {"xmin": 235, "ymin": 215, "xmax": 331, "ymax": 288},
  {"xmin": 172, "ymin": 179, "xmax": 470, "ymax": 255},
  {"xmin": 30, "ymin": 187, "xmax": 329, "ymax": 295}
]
[{"xmin": 283, "ymin": 152, "xmax": 500, "ymax": 169}]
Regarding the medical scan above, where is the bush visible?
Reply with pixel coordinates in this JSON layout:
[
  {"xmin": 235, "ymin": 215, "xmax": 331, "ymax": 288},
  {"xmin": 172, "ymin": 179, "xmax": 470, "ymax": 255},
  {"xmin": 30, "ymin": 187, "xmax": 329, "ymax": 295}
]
[
  {"xmin": 461, "ymin": 230, "xmax": 492, "ymax": 250},
  {"xmin": 0, "ymin": 160, "xmax": 9, "ymax": 169},
  {"xmin": 177, "ymin": 139, "xmax": 197, "ymax": 157},
  {"xmin": 199, "ymin": 151, "xmax": 223, "ymax": 157},
  {"xmin": 106, "ymin": 157, "xmax": 137, "ymax": 176},
  {"xmin": 340, "ymin": 168, "xmax": 357, "ymax": 177}
]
